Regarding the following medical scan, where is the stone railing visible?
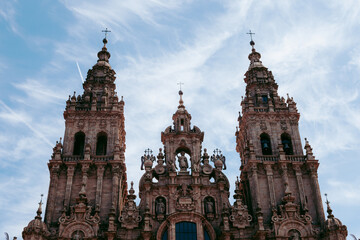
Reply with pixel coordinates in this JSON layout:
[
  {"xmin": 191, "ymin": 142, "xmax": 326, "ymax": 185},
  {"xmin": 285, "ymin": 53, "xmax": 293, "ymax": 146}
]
[
  {"xmin": 285, "ymin": 155, "xmax": 306, "ymax": 162},
  {"xmin": 91, "ymin": 155, "xmax": 114, "ymax": 162},
  {"xmin": 62, "ymin": 156, "xmax": 83, "ymax": 162},
  {"xmin": 256, "ymin": 155, "xmax": 279, "ymax": 162},
  {"xmin": 62, "ymin": 155, "xmax": 114, "ymax": 162},
  {"xmin": 255, "ymin": 155, "xmax": 306, "ymax": 163}
]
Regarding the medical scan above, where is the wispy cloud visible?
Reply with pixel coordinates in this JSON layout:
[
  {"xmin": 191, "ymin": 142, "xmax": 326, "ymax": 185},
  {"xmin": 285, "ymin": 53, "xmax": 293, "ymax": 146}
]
[{"xmin": 0, "ymin": 100, "xmax": 53, "ymax": 147}]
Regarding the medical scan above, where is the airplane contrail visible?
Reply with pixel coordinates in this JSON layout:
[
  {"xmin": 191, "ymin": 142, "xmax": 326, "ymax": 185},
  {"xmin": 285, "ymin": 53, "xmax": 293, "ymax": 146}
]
[
  {"xmin": 76, "ymin": 61, "xmax": 84, "ymax": 83},
  {"xmin": 0, "ymin": 100, "xmax": 54, "ymax": 147}
]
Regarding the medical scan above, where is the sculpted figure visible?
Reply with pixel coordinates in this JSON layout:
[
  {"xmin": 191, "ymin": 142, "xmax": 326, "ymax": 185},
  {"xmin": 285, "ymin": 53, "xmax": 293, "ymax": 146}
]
[
  {"xmin": 178, "ymin": 151, "xmax": 189, "ymax": 171},
  {"xmin": 205, "ymin": 198, "xmax": 215, "ymax": 214},
  {"xmin": 156, "ymin": 198, "xmax": 166, "ymax": 215}
]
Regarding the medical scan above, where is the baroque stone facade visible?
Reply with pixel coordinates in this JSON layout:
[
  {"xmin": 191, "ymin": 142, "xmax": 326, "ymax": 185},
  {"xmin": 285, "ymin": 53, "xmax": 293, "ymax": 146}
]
[{"xmin": 23, "ymin": 38, "xmax": 347, "ymax": 240}]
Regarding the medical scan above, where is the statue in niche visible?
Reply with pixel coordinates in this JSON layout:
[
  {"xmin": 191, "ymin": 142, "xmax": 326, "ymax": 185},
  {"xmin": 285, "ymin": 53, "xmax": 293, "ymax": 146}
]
[
  {"xmin": 205, "ymin": 197, "xmax": 215, "ymax": 214},
  {"xmin": 177, "ymin": 151, "xmax": 189, "ymax": 171},
  {"xmin": 156, "ymin": 198, "xmax": 166, "ymax": 215}
]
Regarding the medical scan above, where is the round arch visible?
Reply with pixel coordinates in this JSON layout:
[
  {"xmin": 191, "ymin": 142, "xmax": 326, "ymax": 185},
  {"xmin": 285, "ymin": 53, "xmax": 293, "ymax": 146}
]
[
  {"xmin": 277, "ymin": 220, "xmax": 311, "ymax": 237},
  {"xmin": 156, "ymin": 212, "xmax": 216, "ymax": 240}
]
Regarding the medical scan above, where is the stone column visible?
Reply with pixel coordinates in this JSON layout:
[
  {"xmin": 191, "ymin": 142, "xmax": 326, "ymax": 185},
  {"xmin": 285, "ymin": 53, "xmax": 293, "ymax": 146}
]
[
  {"xmin": 111, "ymin": 164, "xmax": 120, "ymax": 209},
  {"xmin": 309, "ymin": 164, "xmax": 325, "ymax": 226},
  {"xmin": 280, "ymin": 163, "xmax": 289, "ymax": 194},
  {"xmin": 95, "ymin": 164, "xmax": 105, "ymax": 207},
  {"xmin": 265, "ymin": 164, "xmax": 276, "ymax": 207},
  {"xmin": 293, "ymin": 164, "xmax": 306, "ymax": 209},
  {"xmin": 46, "ymin": 164, "xmax": 60, "ymax": 223},
  {"xmin": 249, "ymin": 163, "xmax": 261, "ymax": 210},
  {"xmin": 64, "ymin": 164, "xmax": 75, "ymax": 208}
]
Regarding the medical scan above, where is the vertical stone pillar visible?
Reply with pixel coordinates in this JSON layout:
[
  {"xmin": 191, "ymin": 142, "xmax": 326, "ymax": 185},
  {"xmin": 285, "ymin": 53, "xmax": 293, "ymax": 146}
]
[
  {"xmin": 309, "ymin": 164, "xmax": 325, "ymax": 225},
  {"xmin": 95, "ymin": 164, "xmax": 105, "ymax": 207},
  {"xmin": 265, "ymin": 164, "xmax": 276, "ymax": 207},
  {"xmin": 280, "ymin": 163, "xmax": 289, "ymax": 194},
  {"xmin": 64, "ymin": 164, "xmax": 75, "ymax": 208},
  {"xmin": 249, "ymin": 163, "xmax": 261, "ymax": 210},
  {"xmin": 111, "ymin": 164, "xmax": 120, "ymax": 209},
  {"xmin": 293, "ymin": 164, "xmax": 306, "ymax": 209},
  {"xmin": 81, "ymin": 163, "xmax": 89, "ymax": 188},
  {"xmin": 46, "ymin": 164, "xmax": 60, "ymax": 223}
]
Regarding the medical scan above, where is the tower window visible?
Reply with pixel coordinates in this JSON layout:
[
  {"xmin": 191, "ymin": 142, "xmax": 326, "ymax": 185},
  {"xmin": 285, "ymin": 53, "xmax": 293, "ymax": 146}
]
[
  {"xmin": 281, "ymin": 133, "xmax": 293, "ymax": 155},
  {"xmin": 96, "ymin": 132, "xmax": 107, "ymax": 155},
  {"xmin": 73, "ymin": 132, "xmax": 85, "ymax": 155},
  {"xmin": 260, "ymin": 133, "xmax": 272, "ymax": 155},
  {"xmin": 262, "ymin": 95, "xmax": 268, "ymax": 104}
]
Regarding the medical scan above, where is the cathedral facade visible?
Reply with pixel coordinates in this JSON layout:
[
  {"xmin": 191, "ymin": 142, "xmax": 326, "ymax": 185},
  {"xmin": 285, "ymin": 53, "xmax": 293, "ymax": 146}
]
[{"xmin": 22, "ymin": 38, "xmax": 347, "ymax": 240}]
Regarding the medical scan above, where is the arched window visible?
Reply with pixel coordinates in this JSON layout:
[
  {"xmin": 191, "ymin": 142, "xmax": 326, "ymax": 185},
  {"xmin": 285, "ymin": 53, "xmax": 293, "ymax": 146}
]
[
  {"xmin": 175, "ymin": 222, "xmax": 197, "ymax": 240},
  {"xmin": 73, "ymin": 132, "xmax": 85, "ymax": 155},
  {"xmin": 96, "ymin": 132, "xmax": 107, "ymax": 155},
  {"xmin": 260, "ymin": 133, "xmax": 272, "ymax": 155},
  {"xmin": 204, "ymin": 230, "xmax": 211, "ymax": 240},
  {"xmin": 281, "ymin": 133, "xmax": 293, "ymax": 155}
]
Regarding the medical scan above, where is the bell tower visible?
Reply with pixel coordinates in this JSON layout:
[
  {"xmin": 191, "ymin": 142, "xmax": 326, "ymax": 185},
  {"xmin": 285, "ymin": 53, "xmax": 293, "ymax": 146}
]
[
  {"xmin": 236, "ymin": 39, "xmax": 328, "ymax": 239},
  {"xmin": 43, "ymin": 37, "xmax": 127, "ymax": 240}
]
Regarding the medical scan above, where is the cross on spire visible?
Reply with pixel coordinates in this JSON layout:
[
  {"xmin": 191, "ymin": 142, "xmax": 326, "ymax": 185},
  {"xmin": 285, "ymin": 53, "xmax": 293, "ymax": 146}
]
[
  {"xmin": 177, "ymin": 82, "xmax": 184, "ymax": 91},
  {"xmin": 102, "ymin": 28, "xmax": 111, "ymax": 39},
  {"xmin": 246, "ymin": 30, "xmax": 255, "ymax": 41}
]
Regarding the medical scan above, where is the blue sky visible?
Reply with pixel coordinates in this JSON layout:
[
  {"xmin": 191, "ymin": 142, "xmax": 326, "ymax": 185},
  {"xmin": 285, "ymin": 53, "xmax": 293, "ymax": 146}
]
[{"xmin": 0, "ymin": 0, "xmax": 359, "ymax": 238}]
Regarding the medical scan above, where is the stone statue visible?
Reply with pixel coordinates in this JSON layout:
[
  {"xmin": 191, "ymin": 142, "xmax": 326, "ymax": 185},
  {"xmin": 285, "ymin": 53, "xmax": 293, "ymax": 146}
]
[
  {"xmin": 205, "ymin": 198, "xmax": 214, "ymax": 214},
  {"xmin": 167, "ymin": 157, "xmax": 177, "ymax": 172},
  {"xmin": 178, "ymin": 151, "xmax": 189, "ymax": 171},
  {"xmin": 156, "ymin": 198, "xmax": 166, "ymax": 215},
  {"xmin": 192, "ymin": 156, "xmax": 200, "ymax": 172}
]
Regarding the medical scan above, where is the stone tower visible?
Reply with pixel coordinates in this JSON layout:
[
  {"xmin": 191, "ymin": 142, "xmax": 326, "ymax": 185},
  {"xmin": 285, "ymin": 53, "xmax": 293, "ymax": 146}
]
[
  {"xmin": 235, "ymin": 40, "xmax": 347, "ymax": 239},
  {"xmin": 42, "ymin": 38, "xmax": 127, "ymax": 240}
]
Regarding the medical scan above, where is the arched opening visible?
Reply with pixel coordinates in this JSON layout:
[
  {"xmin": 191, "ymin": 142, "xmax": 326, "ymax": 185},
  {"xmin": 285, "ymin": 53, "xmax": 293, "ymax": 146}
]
[
  {"xmin": 73, "ymin": 132, "xmax": 85, "ymax": 155},
  {"xmin": 281, "ymin": 133, "xmax": 293, "ymax": 155},
  {"xmin": 260, "ymin": 133, "xmax": 272, "ymax": 155},
  {"xmin": 204, "ymin": 229, "xmax": 211, "ymax": 240},
  {"xmin": 288, "ymin": 229, "xmax": 301, "ymax": 239},
  {"xmin": 96, "ymin": 132, "xmax": 107, "ymax": 155},
  {"xmin": 175, "ymin": 222, "xmax": 197, "ymax": 240}
]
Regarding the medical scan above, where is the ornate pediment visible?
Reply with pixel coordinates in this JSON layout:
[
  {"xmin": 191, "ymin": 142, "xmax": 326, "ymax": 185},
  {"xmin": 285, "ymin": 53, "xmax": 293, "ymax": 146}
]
[
  {"xmin": 118, "ymin": 182, "xmax": 142, "ymax": 230},
  {"xmin": 58, "ymin": 194, "xmax": 100, "ymax": 239},
  {"xmin": 229, "ymin": 199, "xmax": 252, "ymax": 229},
  {"xmin": 271, "ymin": 192, "xmax": 315, "ymax": 238}
]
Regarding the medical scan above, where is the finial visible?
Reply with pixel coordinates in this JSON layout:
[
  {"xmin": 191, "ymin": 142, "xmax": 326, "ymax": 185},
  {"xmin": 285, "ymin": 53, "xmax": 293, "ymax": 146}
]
[
  {"xmin": 36, "ymin": 194, "xmax": 44, "ymax": 217},
  {"xmin": 177, "ymin": 83, "xmax": 185, "ymax": 108},
  {"xmin": 102, "ymin": 28, "xmax": 111, "ymax": 39},
  {"xmin": 246, "ymin": 30, "xmax": 255, "ymax": 48},
  {"xmin": 324, "ymin": 193, "xmax": 334, "ymax": 218}
]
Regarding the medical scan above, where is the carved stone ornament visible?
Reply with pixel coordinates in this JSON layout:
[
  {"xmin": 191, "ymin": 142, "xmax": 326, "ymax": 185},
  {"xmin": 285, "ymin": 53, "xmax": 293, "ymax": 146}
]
[
  {"xmin": 119, "ymin": 182, "xmax": 142, "ymax": 230},
  {"xmin": 175, "ymin": 184, "xmax": 195, "ymax": 211},
  {"xmin": 229, "ymin": 199, "xmax": 252, "ymax": 229},
  {"xmin": 280, "ymin": 121, "xmax": 287, "ymax": 130},
  {"xmin": 58, "ymin": 196, "xmax": 100, "ymax": 239},
  {"xmin": 271, "ymin": 192, "xmax": 314, "ymax": 238},
  {"xmin": 118, "ymin": 201, "xmax": 142, "ymax": 229},
  {"xmin": 260, "ymin": 121, "xmax": 267, "ymax": 130}
]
